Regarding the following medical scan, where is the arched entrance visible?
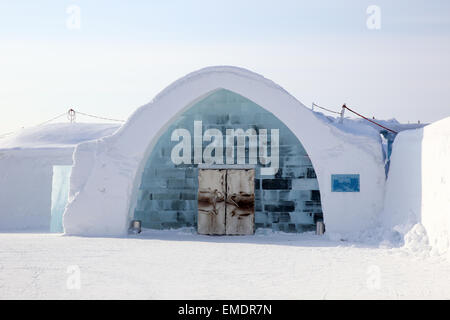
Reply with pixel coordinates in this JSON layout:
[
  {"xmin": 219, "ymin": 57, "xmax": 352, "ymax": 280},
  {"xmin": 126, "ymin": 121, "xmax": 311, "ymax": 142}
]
[
  {"xmin": 64, "ymin": 66, "xmax": 385, "ymax": 237},
  {"xmin": 133, "ymin": 89, "xmax": 323, "ymax": 233}
]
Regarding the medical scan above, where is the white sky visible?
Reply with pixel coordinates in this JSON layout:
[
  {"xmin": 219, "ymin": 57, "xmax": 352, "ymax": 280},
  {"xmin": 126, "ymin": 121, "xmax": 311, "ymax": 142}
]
[{"xmin": 1, "ymin": 0, "xmax": 450, "ymax": 134}]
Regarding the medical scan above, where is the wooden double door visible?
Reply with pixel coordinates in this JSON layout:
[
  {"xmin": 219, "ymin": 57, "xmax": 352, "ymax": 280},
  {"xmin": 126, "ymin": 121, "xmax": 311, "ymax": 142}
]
[{"xmin": 197, "ymin": 169, "xmax": 255, "ymax": 235}]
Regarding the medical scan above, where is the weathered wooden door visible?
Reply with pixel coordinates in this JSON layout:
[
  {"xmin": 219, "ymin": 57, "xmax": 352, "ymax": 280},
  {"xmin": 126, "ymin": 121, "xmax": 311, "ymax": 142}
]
[
  {"xmin": 226, "ymin": 169, "xmax": 255, "ymax": 235},
  {"xmin": 198, "ymin": 168, "xmax": 255, "ymax": 235},
  {"xmin": 197, "ymin": 169, "xmax": 226, "ymax": 235}
]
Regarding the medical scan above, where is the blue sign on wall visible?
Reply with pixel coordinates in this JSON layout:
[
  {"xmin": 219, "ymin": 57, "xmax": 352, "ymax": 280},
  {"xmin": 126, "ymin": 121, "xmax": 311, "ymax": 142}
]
[{"xmin": 331, "ymin": 174, "xmax": 360, "ymax": 192}]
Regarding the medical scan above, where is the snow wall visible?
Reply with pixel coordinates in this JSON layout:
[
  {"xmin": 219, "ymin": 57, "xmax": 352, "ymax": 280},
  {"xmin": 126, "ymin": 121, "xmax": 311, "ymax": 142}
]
[
  {"xmin": 0, "ymin": 124, "xmax": 119, "ymax": 231},
  {"xmin": 0, "ymin": 149, "xmax": 73, "ymax": 231},
  {"xmin": 63, "ymin": 66, "xmax": 386, "ymax": 236},
  {"xmin": 383, "ymin": 117, "xmax": 450, "ymax": 256}
]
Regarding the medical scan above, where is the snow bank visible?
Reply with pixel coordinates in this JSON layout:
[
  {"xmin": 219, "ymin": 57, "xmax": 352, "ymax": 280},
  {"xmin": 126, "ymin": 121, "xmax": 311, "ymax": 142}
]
[
  {"xmin": 383, "ymin": 117, "xmax": 450, "ymax": 258},
  {"xmin": 64, "ymin": 66, "xmax": 386, "ymax": 236}
]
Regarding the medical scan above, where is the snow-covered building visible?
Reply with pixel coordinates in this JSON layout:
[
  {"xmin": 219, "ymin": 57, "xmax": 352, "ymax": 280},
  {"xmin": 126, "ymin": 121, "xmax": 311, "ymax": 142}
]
[
  {"xmin": 1, "ymin": 66, "xmax": 448, "ymax": 251},
  {"xmin": 0, "ymin": 123, "xmax": 120, "ymax": 232},
  {"xmin": 63, "ymin": 66, "xmax": 389, "ymax": 236}
]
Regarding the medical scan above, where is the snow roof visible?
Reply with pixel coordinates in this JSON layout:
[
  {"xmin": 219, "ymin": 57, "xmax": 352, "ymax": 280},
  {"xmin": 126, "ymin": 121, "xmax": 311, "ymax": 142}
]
[
  {"xmin": 313, "ymin": 111, "xmax": 427, "ymax": 140},
  {"xmin": 0, "ymin": 123, "xmax": 121, "ymax": 150}
]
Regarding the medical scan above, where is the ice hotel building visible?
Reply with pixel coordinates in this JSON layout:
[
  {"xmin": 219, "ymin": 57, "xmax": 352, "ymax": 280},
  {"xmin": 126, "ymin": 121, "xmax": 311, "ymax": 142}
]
[{"xmin": 1, "ymin": 67, "xmax": 449, "ymax": 251}]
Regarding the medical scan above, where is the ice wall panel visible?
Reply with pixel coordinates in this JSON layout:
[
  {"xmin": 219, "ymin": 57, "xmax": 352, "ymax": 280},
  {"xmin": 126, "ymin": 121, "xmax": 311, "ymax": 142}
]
[{"xmin": 50, "ymin": 166, "xmax": 72, "ymax": 233}]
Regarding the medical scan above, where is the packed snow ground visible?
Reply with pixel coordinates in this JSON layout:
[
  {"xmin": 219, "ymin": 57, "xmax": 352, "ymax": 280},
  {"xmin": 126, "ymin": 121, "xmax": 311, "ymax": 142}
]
[{"xmin": 1, "ymin": 229, "xmax": 449, "ymax": 300}]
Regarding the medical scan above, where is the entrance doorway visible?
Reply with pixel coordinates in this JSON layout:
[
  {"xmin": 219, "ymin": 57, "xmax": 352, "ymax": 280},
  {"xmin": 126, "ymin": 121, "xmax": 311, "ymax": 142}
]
[{"xmin": 198, "ymin": 169, "xmax": 255, "ymax": 235}]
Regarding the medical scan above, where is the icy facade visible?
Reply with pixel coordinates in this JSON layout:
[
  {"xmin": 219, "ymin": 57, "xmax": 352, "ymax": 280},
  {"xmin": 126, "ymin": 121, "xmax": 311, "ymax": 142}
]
[
  {"xmin": 50, "ymin": 166, "xmax": 72, "ymax": 233},
  {"xmin": 133, "ymin": 89, "xmax": 322, "ymax": 232}
]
